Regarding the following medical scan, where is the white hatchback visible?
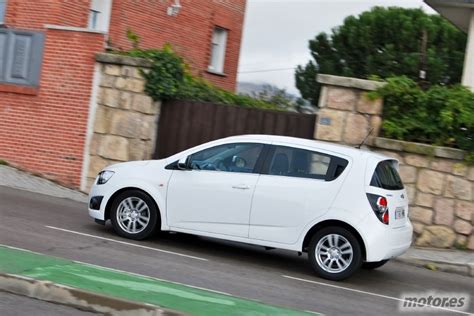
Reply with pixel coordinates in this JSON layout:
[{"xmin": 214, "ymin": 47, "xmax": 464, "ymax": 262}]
[{"xmin": 88, "ymin": 135, "xmax": 413, "ymax": 280}]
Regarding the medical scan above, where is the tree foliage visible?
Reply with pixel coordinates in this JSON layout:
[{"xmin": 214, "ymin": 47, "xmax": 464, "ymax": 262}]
[
  {"xmin": 248, "ymin": 84, "xmax": 312, "ymax": 112},
  {"xmin": 370, "ymin": 76, "xmax": 474, "ymax": 161},
  {"xmin": 296, "ymin": 7, "xmax": 467, "ymax": 105},
  {"xmin": 116, "ymin": 41, "xmax": 281, "ymax": 110}
]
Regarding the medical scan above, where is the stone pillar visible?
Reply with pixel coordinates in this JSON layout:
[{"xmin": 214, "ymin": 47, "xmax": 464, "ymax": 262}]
[
  {"xmin": 314, "ymin": 74, "xmax": 385, "ymax": 146},
  {"xmin": 83, "ymin": 53, "xmax": 161, "ymax": 191}
]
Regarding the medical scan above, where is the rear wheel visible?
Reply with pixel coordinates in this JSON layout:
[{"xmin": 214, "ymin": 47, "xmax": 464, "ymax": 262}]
[
  {"xmin": 110, "ymin": 190, "xmax": 159, "ymax": 240},
  {"xmin": 362, "ymin": 260, "xmax": 389, "ymax": 270},
  {"xmin": 308, "ymin": 226, "xmax": 362, "ymax": 281}
]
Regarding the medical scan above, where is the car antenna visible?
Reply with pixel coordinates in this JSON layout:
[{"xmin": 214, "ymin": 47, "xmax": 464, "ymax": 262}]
[{"xmin": 356, "ymin": 128, "xmax": 374, "ymax": 149}]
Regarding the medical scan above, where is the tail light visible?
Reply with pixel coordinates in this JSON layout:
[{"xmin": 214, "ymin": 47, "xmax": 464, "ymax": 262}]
[{"xmin": 367, "ymin": 193, "xmax": 389, "ymax": 225}]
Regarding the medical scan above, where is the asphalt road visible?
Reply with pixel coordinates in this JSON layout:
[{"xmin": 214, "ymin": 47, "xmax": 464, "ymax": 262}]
[{"xmin": 0, "ymin": 186, "xmax": 472, "ymax": 316}]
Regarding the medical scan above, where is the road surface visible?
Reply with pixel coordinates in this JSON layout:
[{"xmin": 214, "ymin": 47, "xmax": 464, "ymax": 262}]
[{"xmin": 0, "ymin": 186, "xmax": 472, "ymax": 315}]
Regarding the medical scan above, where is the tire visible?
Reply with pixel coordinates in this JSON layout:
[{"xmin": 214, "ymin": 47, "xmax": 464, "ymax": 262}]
[
  {"xmin": 362, "ymin": 260, "xmax": 389, "ymax": 270},
  {"xmin": 110, "ymin": 190, "xmax": 159, "ymax": 240},
  {"xmin": 308, "ymin": 226, "xmax": 362, "ymax": 281}
]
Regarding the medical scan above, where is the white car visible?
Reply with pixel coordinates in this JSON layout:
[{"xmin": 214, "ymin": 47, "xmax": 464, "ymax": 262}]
[{"xmin": 89, "ymin": 135, "xmax": 412, "ymax": 280}]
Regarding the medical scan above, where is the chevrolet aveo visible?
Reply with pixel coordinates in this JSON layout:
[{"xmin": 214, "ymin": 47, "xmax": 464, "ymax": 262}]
[{"xmin": 88, "ymin": 135, "xmax": 413, "ymax": 280}]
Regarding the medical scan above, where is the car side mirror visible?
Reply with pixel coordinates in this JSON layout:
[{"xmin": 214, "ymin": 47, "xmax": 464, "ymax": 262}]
[{"xmin": 177, "ymin": 156, "xmax": 189, "ymax": 170}]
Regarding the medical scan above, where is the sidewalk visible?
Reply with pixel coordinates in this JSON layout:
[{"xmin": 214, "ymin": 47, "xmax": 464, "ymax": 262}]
[
  {"xmin": 0, "ymin": 245, "xmax": 314, "ymax": 316},
  {"xmin": 0, "ymin": 165, "xmax": 87, "ymax": 203},
  {"xmin": 396, "ymin": 247, "xmax": 474, "ymax": 277},
  {"xmin": 1, "ymin": 164, "xmax": 472, "ymax": 278}
]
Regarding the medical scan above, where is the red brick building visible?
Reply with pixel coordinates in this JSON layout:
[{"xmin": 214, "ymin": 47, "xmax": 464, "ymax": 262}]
[{"xmin": 0, "ymin": 0, "xmax": 246, "ymax": 189}]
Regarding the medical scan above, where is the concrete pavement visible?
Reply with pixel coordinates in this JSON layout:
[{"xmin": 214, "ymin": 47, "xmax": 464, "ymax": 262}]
[
  {"xmin": 0, "ymin": 291, "xmax": 98, "ymax": 316},
  {"xmin": 397, "ymin": 247, "xmax": 474, "ymax": 277},
  {"xmin": 0, "ymin": 185, "xmax": 473, "ymax": 315},
  {"xmin": 0, "ymin": 165, "xmax": 87, "ymax": 203}
]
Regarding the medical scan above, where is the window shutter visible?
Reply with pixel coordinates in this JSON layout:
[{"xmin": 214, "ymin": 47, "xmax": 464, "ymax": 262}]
[
  {"xmin": 0, "ymin": 0, "xmax": 6, "ymax": 23},
  {"xmin": 0, "ymin": 29, "xmax": 45, "ymax": 86}
]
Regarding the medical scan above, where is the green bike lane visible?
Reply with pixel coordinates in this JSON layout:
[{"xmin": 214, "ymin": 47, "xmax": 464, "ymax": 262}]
[{"xmin": 0, "ymin": 245, "xmax": 316, "ymax": 316}]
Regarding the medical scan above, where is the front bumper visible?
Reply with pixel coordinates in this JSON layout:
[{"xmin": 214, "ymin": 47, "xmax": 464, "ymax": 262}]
[{"xmin": 88, "ymin": 182, "xmax": 115, "ymax": 221}]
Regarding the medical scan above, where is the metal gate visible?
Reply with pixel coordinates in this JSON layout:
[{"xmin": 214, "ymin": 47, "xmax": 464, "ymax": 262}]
[{"xmin": 154, "ymin": 100, "xmax": 316, "ymax": 158}]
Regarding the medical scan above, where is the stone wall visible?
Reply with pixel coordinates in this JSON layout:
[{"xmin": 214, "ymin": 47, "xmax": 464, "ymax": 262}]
[
  {"xmin": 374, "ymin": 138, "xmax": 473, "ymax": 250},
  {"xmin": 85, "ymin": 54, "xmax": 160, "ymax": 191},
  {"xmin": 315, "ymin": 74, "xmax": 386, "ymax": 146},
  {"xmin": 316, "ymin": 74, "xmax": 473, "ymax": 250}
]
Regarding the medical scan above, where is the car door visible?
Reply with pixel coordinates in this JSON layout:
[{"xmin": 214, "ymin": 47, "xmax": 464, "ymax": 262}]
[
  {"xmin": 167, "ymin": 142, "xmax": 266, "ymax": 238},
  {"xmin": 249, "ymin": 144, "xmax": 349, "ymax": 244}
]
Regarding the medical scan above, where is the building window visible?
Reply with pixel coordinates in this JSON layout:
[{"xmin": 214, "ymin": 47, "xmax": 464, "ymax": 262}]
[
  {"xmin": 88, "ymin": 9, "xmax": 100, "ymax": 30},
  {"xmin": 208, "ymin": 27, "xmax": 228, "ymax": 74},
  {"xmin": 88, "ymin": 0, "xmax": 112, "ymax": 32},
  {"xmin": 0, "ymin": 0, "xmax": 6, "ymax": 24}
]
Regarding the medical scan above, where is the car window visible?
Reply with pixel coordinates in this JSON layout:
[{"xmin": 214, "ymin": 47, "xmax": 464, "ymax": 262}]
[
  {"xmin": 188, "ymin": 143, "xmax": 264, "ymax": 173},
  {"xmin": 370, "ymin": 160, "xmax": 404, "ymax": 190},
  {"xmin": 267, "ymin": 146, "xmax": 331, "ymax": 180}
]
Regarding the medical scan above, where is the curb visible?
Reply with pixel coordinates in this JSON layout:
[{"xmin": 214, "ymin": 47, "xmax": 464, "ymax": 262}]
[
  {"xmin": 0, "ymin": 273, "xmax": 183, "ymax": 316},
  {"xmin": 394, "ymin": 257, "xmax": 474, "ymax": 278}
]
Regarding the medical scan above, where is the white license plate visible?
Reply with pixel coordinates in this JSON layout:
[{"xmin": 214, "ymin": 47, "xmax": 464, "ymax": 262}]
[{"xmin": 395, "ymin": 208, "xmax": 405, "ymax": 219}]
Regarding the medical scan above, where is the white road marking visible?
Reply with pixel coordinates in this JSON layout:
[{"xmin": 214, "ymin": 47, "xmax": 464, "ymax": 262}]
[
  {"xmin": 45, "ymin": 226, "xmax": 209, "ymax": 262},
  {"xmin": 282, "ymin": 275, "xmax": 471, "ymax": 315}
]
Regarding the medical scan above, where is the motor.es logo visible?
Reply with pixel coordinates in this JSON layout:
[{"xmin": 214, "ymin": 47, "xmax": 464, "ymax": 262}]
[{"xmin": 399, "ymin": 291, "xmax": 470, "ymax": 313}]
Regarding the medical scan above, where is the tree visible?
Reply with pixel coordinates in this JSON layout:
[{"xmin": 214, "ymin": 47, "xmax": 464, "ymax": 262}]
[
  {"xmin": 251, "ymin": 84, "xmax": 314, "ymax": 113},
  {"xmin": 296, "ymin": 7, "xmax": 467, "ymax": 106}
]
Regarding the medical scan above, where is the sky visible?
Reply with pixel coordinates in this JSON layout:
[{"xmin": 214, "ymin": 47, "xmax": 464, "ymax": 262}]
[{"xmin": 237, "ymin": 0, "xmax": 436, "ymax": 95}]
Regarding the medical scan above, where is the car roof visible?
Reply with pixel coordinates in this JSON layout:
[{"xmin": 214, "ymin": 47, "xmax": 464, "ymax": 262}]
[{"xmin": 222, "ymin": 134, "xmax": 393, "ymax": 160}]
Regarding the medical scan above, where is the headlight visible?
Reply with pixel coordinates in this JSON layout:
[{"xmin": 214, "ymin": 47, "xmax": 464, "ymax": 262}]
[{"xmin": 97, "ymin": 170, "xmax": 115, "ymax": 185}]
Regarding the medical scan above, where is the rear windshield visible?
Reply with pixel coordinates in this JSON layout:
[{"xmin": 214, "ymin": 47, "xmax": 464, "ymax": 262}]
[{"xmin": 370, "ymin": 160, "xmax": 404, "ymax": 190}]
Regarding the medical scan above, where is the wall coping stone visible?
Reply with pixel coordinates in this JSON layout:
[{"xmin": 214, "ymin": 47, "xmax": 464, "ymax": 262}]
[
  {"xmin": 374, "ymin": 137, "xmax": 466, "ymax": 160},
  {"xmin": 96, "ymin": 53, "xmax": 152, "ymax": 68},
  {"xmin": 317, "ymin": 74, "xmax": 386, "ymax": 91}
]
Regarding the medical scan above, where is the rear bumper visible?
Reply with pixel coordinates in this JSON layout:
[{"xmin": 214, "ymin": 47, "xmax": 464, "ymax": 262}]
[{"xmin": 363, "ymin": 218, "xmax": 413, "ymax": 262}]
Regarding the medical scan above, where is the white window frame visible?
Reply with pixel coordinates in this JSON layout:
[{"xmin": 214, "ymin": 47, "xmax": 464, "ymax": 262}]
[
  {"xmin": 88, "ymin": 0, "xmax": 112, "ymax": 32},
  {"xmin": 208, "ymin": 27, "xmax": 228, "ymax": 74},
  {"xmin": 0, "ymin": 0, "xmax": 7, "ymax": 24}
]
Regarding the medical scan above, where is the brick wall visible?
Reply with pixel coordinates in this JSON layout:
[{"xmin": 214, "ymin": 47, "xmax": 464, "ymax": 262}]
[
  {"xmin": 0, "ymin": 0, "xmax": 245, "ymax": 188},
  {"xmin": 315, "ymin": 74, "xmax": 474, "ymax": 250},
  {"xmin": 0, "ymin": 29, "xmax": 104, "ymax": 187},
  {"xmin": 4, "ymin": 0, "xmax": 90, "ymax": 30},
  {"xmin": 108, "ymin": 0, "xmax": 246, "ymax": 91}
]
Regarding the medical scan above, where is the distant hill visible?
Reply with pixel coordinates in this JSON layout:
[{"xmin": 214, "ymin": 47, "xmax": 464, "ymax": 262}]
[
  {"xmin": 237, "ymin": 81, "xmax": 317, "ymax": 114},
  {"xmin": 237, "ymin": 82, "xmax": 268, "ymax": 96}
]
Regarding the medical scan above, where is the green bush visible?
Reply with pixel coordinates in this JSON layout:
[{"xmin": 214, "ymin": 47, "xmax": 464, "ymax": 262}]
[
  {"xmin": 114, "ymin": 45, "xmax": 281, "ymax": 111},
  {"xmin": 371, "ymin": 76, "xmax": 474, "ymax": 161}
]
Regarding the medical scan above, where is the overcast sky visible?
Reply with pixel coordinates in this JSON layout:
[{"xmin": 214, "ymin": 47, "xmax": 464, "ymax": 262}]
[{"xmin": 237, "ymin": 0, "xmax": 436, "ymax": 95}]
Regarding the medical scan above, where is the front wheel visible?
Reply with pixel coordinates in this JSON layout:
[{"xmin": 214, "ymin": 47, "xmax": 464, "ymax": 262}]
[
  {"xmin": 110, "ymin": 190, "xmax": 159, "ymax": 240},
  {"xmin": 308, "ymin": 226, "xmax": 362, "ymax": 281}
]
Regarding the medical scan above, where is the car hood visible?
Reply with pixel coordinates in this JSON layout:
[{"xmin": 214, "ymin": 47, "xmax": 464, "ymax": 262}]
[{"xmin": 104, "ymin": 160, "xmax": 152, "ymax": 171}]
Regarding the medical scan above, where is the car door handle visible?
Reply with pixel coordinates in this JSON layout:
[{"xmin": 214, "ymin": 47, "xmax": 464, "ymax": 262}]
[{"xmin": 232, "ymin": 184, "xmax": 250, "ymax": 190}]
